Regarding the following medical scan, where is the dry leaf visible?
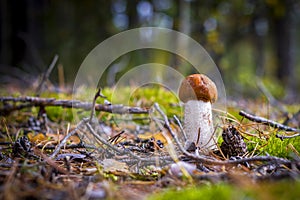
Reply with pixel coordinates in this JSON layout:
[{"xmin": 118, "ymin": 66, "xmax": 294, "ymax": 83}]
[{"xmin": 102, "ymin": 158, "xmax": 129, "ymax": 173}]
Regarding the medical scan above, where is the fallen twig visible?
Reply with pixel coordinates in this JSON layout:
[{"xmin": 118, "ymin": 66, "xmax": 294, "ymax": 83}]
[
  {"xmin": 89, "ymin": 88, "xmax": 106, "ymax": 123},
  {"xmin": 239, "ymin": 110, "xmax": 300, "ymax": 133},
  {"xmin": 34, "ymin": 148, "xmax": 69, "ymax": 174},
  {"xmin": 37, "ymin": 143, "xmax": 97, "ymax": 150},
  {"xmin": 173, "ymin": 115, "xmax": 187, "ymax": 141},
  {"xmin": 36, "ymin": 54, "xmax": 59, "ymax": 96},
  {"xmin": 0, "ymin": 96, "xmax": 149, "ymax": 115},
  {"xmin": 50, "ymin": 120, "xmax": 85, "ymax": 158},
  {"xmin": 275, "ymin": 133, "xmax": 300, "ymax": 140}
]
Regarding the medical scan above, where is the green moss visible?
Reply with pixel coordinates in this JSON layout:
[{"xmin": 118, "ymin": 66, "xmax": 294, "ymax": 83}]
[
  {"xmin": 103, "ymin": 85, "xmax": 182, "ymax": 118},
  {"xmin": 248, "ymin": 180, "xmax": 300, "ymax": 200},
  {"xmin": 45, "ymin": 107, "xmax": 74, "ymax": 122},
  {"xmin": 247, "ymin": 133, "xmax": 300, "ymax": 158},
  {"xmin": 148, "ymin": 184, "xmax": 251, "ymax": 200},
  {"xmin": 148, "ymin": 181, "xmax": 300, "ymax": 200}
]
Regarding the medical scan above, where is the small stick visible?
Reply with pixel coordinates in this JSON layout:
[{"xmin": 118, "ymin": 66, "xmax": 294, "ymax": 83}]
[
  {"xmin": 50, "ymin": 120, "xmax": 85, "ymax": 158},
  {"xmin": 34, "ymin": 148, "xmax": 69, "ymax": 174},
  {"xmin": 58, "ymin": 64, "xmax": 65, "ymax": 90},
  {"xmin": 37, "ymin": 143, "xmax": 97, "ymax": 150},
  {"xmin": 276, "ymin": 133, "xmax": 300, "ymax": 140},
  {"xmin": 107, "ymin": 130, "xmax": 125, "ymax": 144},
  {"xmin": 173, "ymin": 115, "xmax": 187, "ymax": 141},
  {"xmin": 154, "ymin": 103, "xmax": 193, "ymax": 154},
  {"xmin": 239, "ymin": 110, "xmax": 300, "ymax": 133},
  {"xmin": 89, "ymin": 88, "xmax": 106, "ymax": 123},
  {"xmin": 36, "ymin": 54, "xmax": 59, "ymax": 96}
]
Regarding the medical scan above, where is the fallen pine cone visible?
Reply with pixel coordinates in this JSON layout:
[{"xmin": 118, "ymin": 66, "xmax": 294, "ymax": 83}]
[{"xmin": 220, "ymin": 125, "xmax": 248, "ymax": 157}]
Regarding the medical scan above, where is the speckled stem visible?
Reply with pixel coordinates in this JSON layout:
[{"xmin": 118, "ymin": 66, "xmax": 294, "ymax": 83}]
[{"xmin": 183, "ymin": 100, "xmax": 216, "ymax": 150}]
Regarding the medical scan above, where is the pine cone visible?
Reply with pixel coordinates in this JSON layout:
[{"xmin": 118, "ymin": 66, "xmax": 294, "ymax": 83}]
[{"xmin": 220, "ymin": 125, "xmax": 247, "ymax": 157}]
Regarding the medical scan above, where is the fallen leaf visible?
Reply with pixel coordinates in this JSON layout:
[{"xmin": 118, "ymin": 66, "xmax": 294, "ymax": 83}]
[
  {"xmin": 28, "ymin": 132, "xmax": 47, "ymax": 143},
  {"xmin": 102, "ymin": 158, "xmax": 129, "ymax": 173}
]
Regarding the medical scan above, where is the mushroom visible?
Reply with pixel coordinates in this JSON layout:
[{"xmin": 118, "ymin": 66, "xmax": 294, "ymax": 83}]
[{"xmin": 178, "ymin": 74, "xmax": 218, "ymax": 150}]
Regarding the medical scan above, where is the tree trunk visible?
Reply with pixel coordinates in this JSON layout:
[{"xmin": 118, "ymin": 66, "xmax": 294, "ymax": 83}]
[{"xmin": 273, "ymin": 1, "xmax": 296, "ymax": 99}]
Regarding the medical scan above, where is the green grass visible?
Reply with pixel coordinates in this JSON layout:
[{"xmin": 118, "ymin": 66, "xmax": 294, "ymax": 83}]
[
  {"xmin": 102, "ymin": 85, "xmax": 182, "ymax": 117},
  {"xmin": 148, "ymin": 180, "xmax": 300, "ymax": 200},
  {"xmin": 246, "ymin": 133, "xmax": 300, "ymax": 158},
  {"xmin": 148, "ymin": 184, "xmax": 245, "ymax": 200}
]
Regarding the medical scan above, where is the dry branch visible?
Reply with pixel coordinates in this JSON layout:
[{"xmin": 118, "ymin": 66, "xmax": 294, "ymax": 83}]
[
  {"xmin": 276, "ymin": 133, "xmax": 300, "ymax": 140},
  {"xmin": 50, "ymin": 120, "xmax": 85, "ymax": 158},
  {"xmin": 89, "ymin": 88, "xmax": 106, "ymax": 123},
  {"xmin": 239, "ymin": 110, "xmax": 300, "ymax": 133},
  {"xmin": 36, "ymin": 54, "xmax": 59, "ymax": 96},
  {"xmin": 0, "ymin": 96, "xmax": 149, "ymax": 115}
]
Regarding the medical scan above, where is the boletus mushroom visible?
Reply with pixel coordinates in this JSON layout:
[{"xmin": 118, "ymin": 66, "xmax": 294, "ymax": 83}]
[{"xmin": 178, "ymin": 74, "xmax": 218, "ymax": 150}]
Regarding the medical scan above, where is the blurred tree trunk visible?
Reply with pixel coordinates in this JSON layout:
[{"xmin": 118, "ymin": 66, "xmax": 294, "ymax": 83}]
[
  {"xmin": 0, "ymin": 0, "xmax": 46, "ymax": 69},
  {"xmin": 127, "ymin": 0, "xmax": 138, "ymax": 28},
  {"xmin": 8, "ymin": 0, "xmax": 28, "ymax": 67},
  {"xmin": 273, "ymin": 1, "xmax": 296, "ymax": 98},
  {"xmin": 0, "ymin": 0, "xmax": 10, "ymax": 65},
  {"xmin": 254, "ymin": 34, "xmax": 265, "ymax": 77}
]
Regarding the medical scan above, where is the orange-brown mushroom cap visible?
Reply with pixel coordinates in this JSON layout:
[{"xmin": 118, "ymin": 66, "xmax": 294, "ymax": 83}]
[{"xmin": 178, "ymin": 74, "xmax": 218, "ymax": 103}]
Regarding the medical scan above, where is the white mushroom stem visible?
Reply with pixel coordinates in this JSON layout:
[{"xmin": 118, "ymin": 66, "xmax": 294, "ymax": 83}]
[{"xmin": 183, "ymin": 100, "xmax": 216, "ymax": 149}]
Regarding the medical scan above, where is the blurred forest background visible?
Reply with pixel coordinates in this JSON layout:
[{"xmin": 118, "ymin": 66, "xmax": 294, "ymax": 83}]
[{"xmin": 0, "ymin": 0, "xmax": 299, "ymax": 101}]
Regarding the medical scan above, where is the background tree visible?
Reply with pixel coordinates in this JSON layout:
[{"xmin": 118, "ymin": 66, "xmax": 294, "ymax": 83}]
[{"xmin": 0, "ymin": 0, "xmax": 299, "ymax": 100}]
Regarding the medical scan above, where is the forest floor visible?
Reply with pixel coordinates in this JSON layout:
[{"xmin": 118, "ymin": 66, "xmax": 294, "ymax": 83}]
[{"xmin": 0, "ymin": 86, "xmax": 300, "ymax": 200}]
